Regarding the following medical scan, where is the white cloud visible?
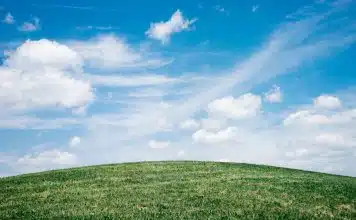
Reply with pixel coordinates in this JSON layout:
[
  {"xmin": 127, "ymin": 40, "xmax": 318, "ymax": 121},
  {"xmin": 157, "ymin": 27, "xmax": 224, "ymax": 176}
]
[
  {"xmin": 16, "ymin": 149, "xmax": 78, "ymax": 172},
  {"xmin": 69, "ymin": 136, "xmax": 81, "ymax": 147},
  {"xmin": 145, "ymin": 10, "xmax": 197, "ymax": 44},
  {"xmin": 283, "ymin": 95, "xmax": 355, "ymax": 126},
  {"xmin": 179, "ymin": 119, "xmax": 199, "ymax": 130},
  {"xmin": 3, "ymin": 12, "xmax": 15, "ymax": 24},
  {"xmin": 192, "ymin": 127, "xmax": 237, "ymax": 144},
  {"xmin": 283, "ymin": 110, "xmax": 331, "ymax": 126},
  {"xmin": 0, "ymin": 39, "xmax": 93, "ymax": 112},
  {"xmin": 313, "ymin": 95, "xmax": 342, "ymax": 109},
  {"xmin": 208, "ymin": 94, "xmax": 262, "ymax": 119},
  {"xmin": 5, "ymin": 39, "xmax": 83, "ymax": 70},
  {"xmin": 264, "ymin": 85, "xmax": 282, "ymax": 103},
  {"xmin": 252, "ymin": 5, "xmax": 260, "ymax": 13},
  {"xmin": 0, "ymin": 67, "xmax": 92, "ymax": 111},
  {"xmin": 70, "ymin": 34, "xmax": 170, "ymax": 69},
  {"xmin": 148, "ymin": 140, "xmax": 170, "ymax": 149},
  {"xmin": 18, "ymin": 17, "xmax": 40, "ymax": 32}
]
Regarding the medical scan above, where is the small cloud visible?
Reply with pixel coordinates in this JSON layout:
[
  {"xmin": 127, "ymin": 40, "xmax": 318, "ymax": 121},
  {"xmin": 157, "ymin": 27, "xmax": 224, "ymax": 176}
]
[
  {"xmin": 148, "ymin": 140, "xmax": 170, "ymax": 149},
  {"xmin": 69, "ymin": 136, "xmax": 81, "ymax": 147},
  {"xmin": 214, "ymin": 5, "xmax": 229, "ymax": 15},
  {"xmin": 252, "ymin": 5, "xmax": 260, "ymax": 13},
  {"xmin": 192, "ymin": 127, "xmax": 237, "ymax": 144},
  {"xmin": 18, "ymin": 17, "xmax": 41, "ymax": 32},
  {"xmin": 177, "ymin": 150, "xmax": 185, "ymax": 157},
  {"xmin": 264, "ymin": 85, "xmax": 282, "ymax": 103},
  {"xmin": 180, "ymin": 119, "xmax": 200, "ymax": 130},
  {"xmin": 208, "ymin": 93, "xmax": 262, "ymax": 119},
  {"xmin": 145, "ymin": 10, "xmax": 197, "ymax": 44},
  {"xmin": 313, "ymin": 95, "xmax": 342, "ymax": 109},
  {"xmin": 3, "ymin": 12, "xmax": 15, "ymax": 24}
]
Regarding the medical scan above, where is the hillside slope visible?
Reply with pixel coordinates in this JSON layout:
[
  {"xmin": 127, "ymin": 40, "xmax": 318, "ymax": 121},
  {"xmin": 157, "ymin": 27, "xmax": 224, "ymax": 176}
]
[{"xmin": 0, "ymin": 161, "xmax": 355, "ymax": 219}]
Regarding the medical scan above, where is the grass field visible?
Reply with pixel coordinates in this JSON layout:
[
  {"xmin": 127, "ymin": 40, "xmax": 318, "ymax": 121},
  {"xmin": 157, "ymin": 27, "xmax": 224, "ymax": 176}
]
[{"xmin": 0, "ymin": 161, "xmax": 355, "ymax": 219}]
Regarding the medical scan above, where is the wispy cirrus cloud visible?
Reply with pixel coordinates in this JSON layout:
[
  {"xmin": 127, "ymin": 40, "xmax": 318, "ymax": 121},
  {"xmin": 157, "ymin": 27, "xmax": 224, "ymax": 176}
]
[
  {"xmin": 69, "ymin": 34, "xmax": 172, "ymax": 69},
  {"xmin": 31, "ymin": 4, "xmax": 118, "ymax": 12}
]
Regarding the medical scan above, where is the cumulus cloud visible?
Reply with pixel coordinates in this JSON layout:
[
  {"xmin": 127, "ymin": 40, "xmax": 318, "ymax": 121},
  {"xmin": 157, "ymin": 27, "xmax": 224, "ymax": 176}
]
[
  {"xmin": 69, "ymin": 136, "xmax": 81, "ymax": 147},
  {"xmin": 145, "ymin": 10, "xmax": 197, "ymax": 44},
  {"xmin": 3, "ymin": 12, "xmax": 15, "ymax": 24},
  {"xmin": 5, "ymin": 39, "xmax": 83, "ymax": 70},
  {"xmin": 264, "ymin": 85, "xmax": 282, "ymax": 103},
  {"xmin": 18, "ymin": 17, "xmax": 41, "ymax": 32},
  {"xmin": 192, "ymin": 127, "xmax": 238, "ymax": 144},
  {"xmin": 313, "ymin": 95, "xmax": 342, "ymax": 109},
  {"xmin": 0, "ymin": 39, "xmax": 93, "ymax": 112},
  {"xmin": 207, "ymin": 93, "xmax": 262, "ymax": 119},
  {"xmin": 283, "ymin": 104, "xmax": 356, "ymax": 126}
]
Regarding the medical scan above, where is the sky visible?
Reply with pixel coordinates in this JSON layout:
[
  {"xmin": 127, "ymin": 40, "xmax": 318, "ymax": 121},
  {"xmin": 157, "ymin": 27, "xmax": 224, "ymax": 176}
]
[{"xmin": 1, "ymin": 0, "xmax": 356, "ymax": 177}]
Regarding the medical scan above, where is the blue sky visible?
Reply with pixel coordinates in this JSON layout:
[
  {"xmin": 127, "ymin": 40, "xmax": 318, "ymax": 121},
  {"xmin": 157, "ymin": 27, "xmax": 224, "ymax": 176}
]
[{"xmin": 1, "ymin": 0, "xmax": 356, "ymax": 177}]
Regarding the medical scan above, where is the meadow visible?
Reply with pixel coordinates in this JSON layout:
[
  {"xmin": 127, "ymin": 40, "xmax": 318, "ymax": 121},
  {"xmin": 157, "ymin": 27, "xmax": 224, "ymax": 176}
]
[{"xmin": 0, "ymin": 161, "xmax": 355, "ymax": 219}]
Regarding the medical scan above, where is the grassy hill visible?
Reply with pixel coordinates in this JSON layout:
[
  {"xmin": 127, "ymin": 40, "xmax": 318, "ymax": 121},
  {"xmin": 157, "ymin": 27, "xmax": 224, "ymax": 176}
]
[{"xmin": 0, "ymin": 161, "xmax": 355, "ymax": 219}]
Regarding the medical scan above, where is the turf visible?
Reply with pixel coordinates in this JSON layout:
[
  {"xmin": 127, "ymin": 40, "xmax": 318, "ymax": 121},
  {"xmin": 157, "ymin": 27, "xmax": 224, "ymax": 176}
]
[{"xmin": 0, "ymin": 161, "xmax": 355, "ymax": 219}]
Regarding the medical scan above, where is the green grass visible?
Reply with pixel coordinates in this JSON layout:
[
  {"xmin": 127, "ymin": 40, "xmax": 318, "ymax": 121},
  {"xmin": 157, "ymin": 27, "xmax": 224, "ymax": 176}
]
[{"xmin": 0, "ymin": 161, "xmax": 355, "ymax": 219}]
